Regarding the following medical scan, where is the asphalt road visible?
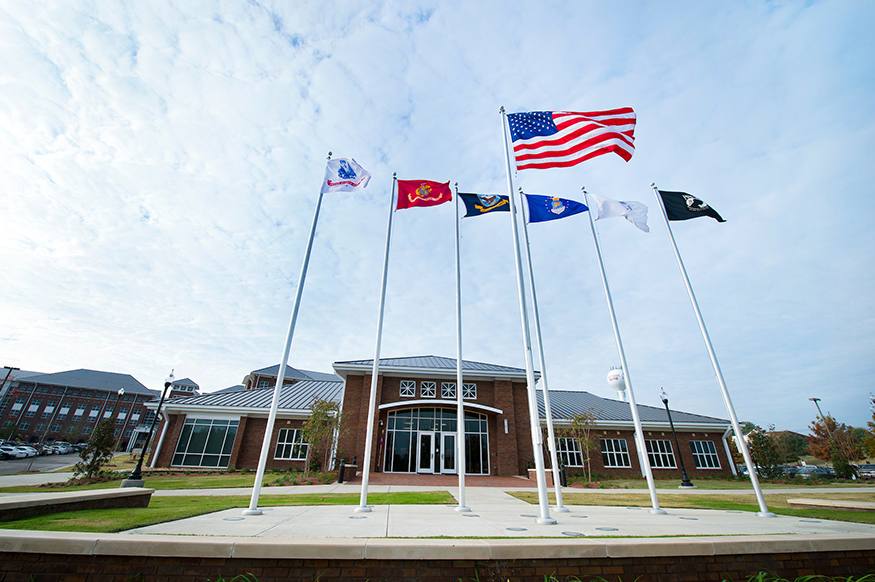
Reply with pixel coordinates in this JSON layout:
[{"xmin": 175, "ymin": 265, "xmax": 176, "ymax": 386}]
[{"xmin": 0, "ymin": 451, "xmax": 78, "ymax": 475}]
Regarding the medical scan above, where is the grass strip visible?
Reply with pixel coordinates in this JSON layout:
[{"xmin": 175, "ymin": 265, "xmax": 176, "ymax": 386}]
[
  {"xmin": 0, "ymin": 490, "xmax": 455, "ymax": 533},
  {"xmin": 508, "ymin": 491, "xmax": 875, "ymax": 525}
]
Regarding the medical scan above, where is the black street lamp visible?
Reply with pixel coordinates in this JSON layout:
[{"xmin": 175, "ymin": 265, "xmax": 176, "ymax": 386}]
[
  {"xmin": 121, "ymin": 371, "xmax": 173, "ymax": 487},
  {"xmin": 660, "ymin": 388, "xmax": 695, "ymax": 489}
]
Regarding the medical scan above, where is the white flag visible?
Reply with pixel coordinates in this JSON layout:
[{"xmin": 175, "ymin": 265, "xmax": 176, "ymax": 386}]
[
  {"xmin": 590, "ymin": 193, "xmax": 649, "ymax": 232},
  {"xmin": 321, "ymin": 158, "xmax": 372, "ymax": 193}
]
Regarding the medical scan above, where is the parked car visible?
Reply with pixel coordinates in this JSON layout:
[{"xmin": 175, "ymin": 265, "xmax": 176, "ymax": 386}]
[
  {"xmin": 797, "ymin": 466, "xmax": 836, "ymax": 480},
  {"xmin": 0, "ymin": 445, "xmax": 27, "ymax": 459},
  {"xmin": 858, "ymin": 464, "xmax": 875, "ymax": 479}
]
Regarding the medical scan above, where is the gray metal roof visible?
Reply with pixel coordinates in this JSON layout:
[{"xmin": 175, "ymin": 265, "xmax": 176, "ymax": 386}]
[
  {"xmin": 18, "ymin": 369, "xmax": 158, "ymax": 397},
  {"xmin": 250, "ymin": 365, "xmax": 341, "ymax": 383},
  {"xmin": 334, "ymin": 355, "xmax": 533, "ymax": 376},
  {"xmin": 213, "ymin": 384, "xmax": 246, "ymax": 394},
  {"xmin": 162, "ymin": 379, "xmax": 343, "ymax": 411},
  {"xmin": 537, "ymin": 390, "xmax": 729, "ymax": 426}
]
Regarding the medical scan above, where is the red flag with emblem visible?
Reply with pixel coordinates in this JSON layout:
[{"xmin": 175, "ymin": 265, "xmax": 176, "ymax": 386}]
[{"xmin": 396, "ymin": 179, "xmax": 452, "ymax": 210}]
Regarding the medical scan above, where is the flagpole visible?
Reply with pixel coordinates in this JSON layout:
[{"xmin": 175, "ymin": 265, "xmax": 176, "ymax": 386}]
[
  {"xmin": 517, "ymin": 187, "xmax": 567, "ymax": 512},
  {"xmin": 453, "ymin": 184, "xmax": 470, "ymax": 512},
  {"xmin": 500, "ymin": 107, "xmax": 555, "ymax": 525},
  {"xmin": 582, "ymin": 188, "xmax": 664, "ymax": 515},
  {"xmin": 650, "ymin": 183, "xmax": 774, "ymax": 517},
  {"xmin": 356, "ymin": 174, "xmax": 398, "ymax": 513},
  {"xmin": 243, "ymin": 152, "xmax": 332, "ymax": 515}
]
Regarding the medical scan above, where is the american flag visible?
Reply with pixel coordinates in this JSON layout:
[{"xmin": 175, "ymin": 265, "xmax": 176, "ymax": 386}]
[{"xmin": 507, "ymin": 109, "xmax": 636, "ymax": 170}]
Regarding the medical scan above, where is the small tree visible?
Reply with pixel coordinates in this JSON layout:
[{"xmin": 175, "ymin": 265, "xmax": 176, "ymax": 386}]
[
  {"xmin": 808, "ymin": 416, "xmax": 863, "ymax": 463},
  {"xmin": 772, "ymin": 431, "xmax": 808, "ymax": 465},
  {"xmin": 0, "ymin": 421, "xmax": 16, "ymax": 441},
  {"xmin": 560, "ymin": 407, "xmax": 599, "ymax": 482},
  {"xmin": 746, "ymin": 424, "xmax": 782, "ymax": 479},
  {"xmin": 300, "ymin": 397, "xmax": 346, "ymax": 480},
  {"xmin": 72, "ymin": 419, "xmax": 117, "ymax": 479}
]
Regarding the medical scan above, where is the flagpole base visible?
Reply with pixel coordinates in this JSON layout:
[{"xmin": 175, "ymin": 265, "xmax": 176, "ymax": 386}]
[
  {"xmin": 536, "ymin": 517, "xmax": 558, "ymax": 525},
  {"xmin": 241, "ymin": 508, "xmax": 262, "ymax": 516},
  {"xmin": 554, "ymin": 506, "xmax": 570, "ymax": 513},
  {"xmin": 354, "ymin": 506, "xmax": 372, "ymax": 513},
  {"xmin": 649, "ymin": 508, "xmax": 667, "ymax": 515},
  {"xmin": 756, "ymin": 511, "xmax": 777, "ymax": 518},
  {"xmin": 454, "ymin": 506, "xmax": 471, "ymax": 513}
]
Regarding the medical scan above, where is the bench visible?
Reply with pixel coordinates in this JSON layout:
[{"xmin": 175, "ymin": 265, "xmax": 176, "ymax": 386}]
[
  {"xmin": 0, "ymin": 487, "xmax": 154, "ymax": 521},
  {"xmin": 787, "ymin": 498, "xmax": 875, "ymax": 512}
]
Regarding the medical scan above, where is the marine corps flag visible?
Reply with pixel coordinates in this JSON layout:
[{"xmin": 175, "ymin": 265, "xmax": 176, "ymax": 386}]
[
  {"xmin": 397, "ymin": 180, "xmax": 452, "ymax": 210},
  {"xmin": 458, "ymin": 193, "xmax": 510, "ymax": 217},
  {"xmin": 658, "ymin": 190, "xmax": 725, "ymax": 222}
]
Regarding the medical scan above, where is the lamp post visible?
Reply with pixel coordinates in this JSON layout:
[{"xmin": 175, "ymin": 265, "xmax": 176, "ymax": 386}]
[
  {"xmin": 121, "ymin": 371, "xmax": 173, "ymax": 488},
  {"xmin": 660, "ymin": 389, "xmax": 695, "ymax": 489},
  {"xmin": 111, "ymin": 388, "xmax": 125, "ymax": 453}
]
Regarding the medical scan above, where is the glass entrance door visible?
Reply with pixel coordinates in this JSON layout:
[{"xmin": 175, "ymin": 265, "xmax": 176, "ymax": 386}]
[
  {"xmin": 440, "ymin": 433, "xmax": 456, "ymax": 474},
  {"xmin": 417, "ymin": 431, "xmax": 435, "ymax": 473}
]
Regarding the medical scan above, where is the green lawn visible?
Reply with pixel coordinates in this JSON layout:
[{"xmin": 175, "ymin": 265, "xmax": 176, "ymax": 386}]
[
  {"xmin": 509, "ymin": 490, "xmax": 875, "ymax": 525},
  {"xmin": 571, "ymin": 477, "xmax": 875, "ymax": 490},
  {"xmin": 0, "ymin": 491, "xmax": 455, "ymax": 533}
]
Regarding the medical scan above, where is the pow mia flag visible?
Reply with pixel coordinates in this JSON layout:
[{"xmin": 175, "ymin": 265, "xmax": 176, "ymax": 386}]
[{"xmin": 658, "ymin": 190, "xmax": 725, "ymax": 222}]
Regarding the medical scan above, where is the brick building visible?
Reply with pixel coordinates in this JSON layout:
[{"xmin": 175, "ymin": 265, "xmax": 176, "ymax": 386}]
[
  {"xmin": 146, "ymin": 355, "xmax": 736, "ymax": 479},
  {"xmin": 0, "ymin": 369, "xmax": 160, "ymax": 449}
]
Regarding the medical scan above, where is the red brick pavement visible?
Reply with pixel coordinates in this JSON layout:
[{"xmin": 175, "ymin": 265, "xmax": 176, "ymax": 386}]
[{"xmin": 343, "ymin": 472, "xmax": 536, "ymax": 487}]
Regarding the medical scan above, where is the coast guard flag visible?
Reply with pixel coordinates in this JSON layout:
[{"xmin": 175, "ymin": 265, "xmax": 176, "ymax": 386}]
[
  {"xmin": 458, "ymin": 193, "xmax": 510, "ymax": 217},
  {"xmin": 589, "ymin": 193, "xmax": 649, "ymax": 232},
  {"xmin": 321, "ymin": 158, "xmax": 371, "ymax": 193},
  {"xmin": 658, "ymin": 191, "xmax": 726, "ymax": 222},
  {"xmin": 396, "ymin": 180, "xmax": 453, "ymax": 210},
  {"xmin": 507, "ymin": 109, "xmax": 636, "ymax": 170},
  {"xmin": 524, "ymin": 194, "xmax": 588, "ymax": 223}
]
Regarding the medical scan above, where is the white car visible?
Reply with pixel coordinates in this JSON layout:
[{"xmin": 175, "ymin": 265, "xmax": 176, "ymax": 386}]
[
  {"xmin": 0, "ymin": 445, "xmax": 28, "ymax": 459},
  {"xmin": 15, "ymin": 446, "xmax": 38, "ymax": 457}
]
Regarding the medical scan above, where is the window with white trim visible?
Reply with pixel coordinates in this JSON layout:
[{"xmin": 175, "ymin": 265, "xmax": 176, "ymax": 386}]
[
  {"xmin": 172, "ymin": 419, "xmax": 239, "ymax": 468},
  {"xmin": 690, "ymin": 440, "xmax": 721, "ymax": 469},
  {"xmin": 557, "ymin": 437, "xmax": 583, "ymax": 467},
  {"xmin": 399, "ymin": 380, "xmax": 415, "ymax": 398},
  {"xmin": 420, "ymin": 381, "xmax": 436, "ymax": 398},
  {"xmin": 645, "ymin": 440, "xmax": 677, "ymax": 468},
  {"xmin": 51, "ymin": 424, "xmax": 61, "ymax": 433},
  {"xmin": 36, "ymin": 422, "xmax": 46, "ymax": 432},
  {"xmin": 441, "ymin": 382, "xmax": 456, "ymax": 399},
  {"xmin": 274, "ymin": 428, "xmax": 308, "ymax": 460},
  {"xmin": 600, "ymin": 438, "xmax": 631, "ymax": 468},
  {"xmin": 462, "ymin": 383, "xmax": 477, "ymax": 399},
  {"xmin": 20, "ymin": 421, "xmax": 30, "ymax": 430}
]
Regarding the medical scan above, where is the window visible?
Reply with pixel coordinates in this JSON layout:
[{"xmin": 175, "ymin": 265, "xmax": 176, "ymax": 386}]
[
  {"xmin": 399, "ymin": 380, "xmax": 415, "ymax": 398},
  {"xmin": 274, "ymin": 428, "xmax": 308, "ymax": 460},
  {"xmin": 19, "ymin": 421, "xmax": 30, "ymax": 430},
  {"xmin": 690, "ymin": 440, "xmax": 721, "ymax": 469},
  {"xmin": 67, "ymin": 426, "xmax": 77, "ymax": 433},
  {"xmin": 441, "ymin": 382, "xmax": 456, "ymax": 399},
  {"xmin": 36, "ymin": 422, "xmax": 46, "ymax": 432},
  {"xmin": 25, "ymin": 400, "xmax": 40, "ymax": 417},
  {"xmin": 557, "ymin": 437, "xmax": 583, "ymax": 467},
  {"xmin": 82, "ymin": 426, "xmax": 92, "ymax": 434},
  {"xmin": 124, "ymin": 428, "xmax": 133, "ymax": 437},
  {"xmin": 258, "ymin": 381, "xmax": 269, "ymax": 389},
  {"xmin": 462, "ymin": 383, "xmax": 477, "ymax": 399},
  {"xmin": 646, "ymin": 440, "xmax": 677, "ymax": 469},
  {"xmin": 57, "ymin": 409, "xmax": 68, "ymax": 420},
  {"xmin": 600, "ymin": 438, "xmax": 631, "ymax": 468},
  {"xmin": 420, "ymin": 381, "xmax": 436, "ymax": 398},
  {"xmin": 172, "ymin": 419, "xmax": 239, "ymax": 468},
  {"xmin": 51, "ymin": 424, "xmax": 61, "ymax": 433},
  {"xmin": 113, "ymin": 428, "xmax": 120, "ymax": 436}
]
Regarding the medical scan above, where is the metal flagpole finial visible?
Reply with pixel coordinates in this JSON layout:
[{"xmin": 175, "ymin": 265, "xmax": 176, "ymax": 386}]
[
  {"xmin": 327, "ymin": 151, "xmax": 332, "ymax": 160},
  {"xmin": 500, "ymin": 106, "xmax": 505, "ymax": 113}
]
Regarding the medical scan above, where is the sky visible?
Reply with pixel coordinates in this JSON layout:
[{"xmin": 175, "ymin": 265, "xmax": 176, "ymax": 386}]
[{"xmin": 1, "ymin": 1, "xmax": 873, "ymax": 434}]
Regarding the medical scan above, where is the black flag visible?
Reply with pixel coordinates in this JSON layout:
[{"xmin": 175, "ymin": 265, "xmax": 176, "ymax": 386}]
[{"xmin": 658, "ymin": 191, "xmax": 725, "ymax": 222}]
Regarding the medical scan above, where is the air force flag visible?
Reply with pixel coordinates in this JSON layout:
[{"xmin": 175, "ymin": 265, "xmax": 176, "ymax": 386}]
[
  {"xmin": 524, "ymin": 193, "xmax": 588, "ymax": 223},
  {"xmin": 321, "ymin": 158, "xmax": 372, "ymax": 193}
]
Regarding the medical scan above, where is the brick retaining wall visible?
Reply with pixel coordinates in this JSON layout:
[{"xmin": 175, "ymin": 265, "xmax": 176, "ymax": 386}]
[{"xmin": 1, "ymin": 533, "xmax": 873, "ymax": 582}]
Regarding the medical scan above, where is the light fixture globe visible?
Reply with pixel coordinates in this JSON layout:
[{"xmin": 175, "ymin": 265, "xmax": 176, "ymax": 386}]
[{"xmin": 607, "ymin": 368, "xmax": 626, "ymax": 392}]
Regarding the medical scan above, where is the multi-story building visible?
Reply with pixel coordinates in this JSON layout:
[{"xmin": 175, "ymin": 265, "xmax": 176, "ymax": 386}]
[{"xmin": 0, "ymin": 369, "xmax": 160, "ymax": 449}]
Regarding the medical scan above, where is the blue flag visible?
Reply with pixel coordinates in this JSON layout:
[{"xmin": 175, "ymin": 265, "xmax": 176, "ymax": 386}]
[{"xmin": 524, "ymin": 194, "xmax": 588, "ymax": 223}]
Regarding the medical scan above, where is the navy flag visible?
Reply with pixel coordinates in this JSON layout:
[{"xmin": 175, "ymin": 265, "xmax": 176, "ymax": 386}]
[
  {"xmin": 658, "ymin": 191, "xmax": 725, "ymax": 222},
  {"xmin": 458, "ymin": 193, "xmax": 510, "ymax": 217},
  {"xmin": 524, "ymin": 194, "xmax": 588, "ymax": 223}
]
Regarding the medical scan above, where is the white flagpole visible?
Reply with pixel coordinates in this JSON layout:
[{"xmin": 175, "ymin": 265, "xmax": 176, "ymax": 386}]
[
  {"xmin": 453, "ymin": 184, "xmax": 470, "ymax": 512},
  {"xmin": 517, "ymin": 187, "xmax": 567, "ymax": 512},
  {"xmin": 356, "ymin": 174, "xmax": 398, "ymax": 513},
  {"xmin": 650, "ymin": 183, "xmax": 774, "ymax": 517},
  {"xmin": 243, "ymin": 152, "xmax": 332, "ymax": 515},
  {"xmin": 500, "ymin": 107, "xmax": 555, "ymax": 525},
  {"xmin": 582, "ymin": 188, "xmax": 665, "ymax": 515}
]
